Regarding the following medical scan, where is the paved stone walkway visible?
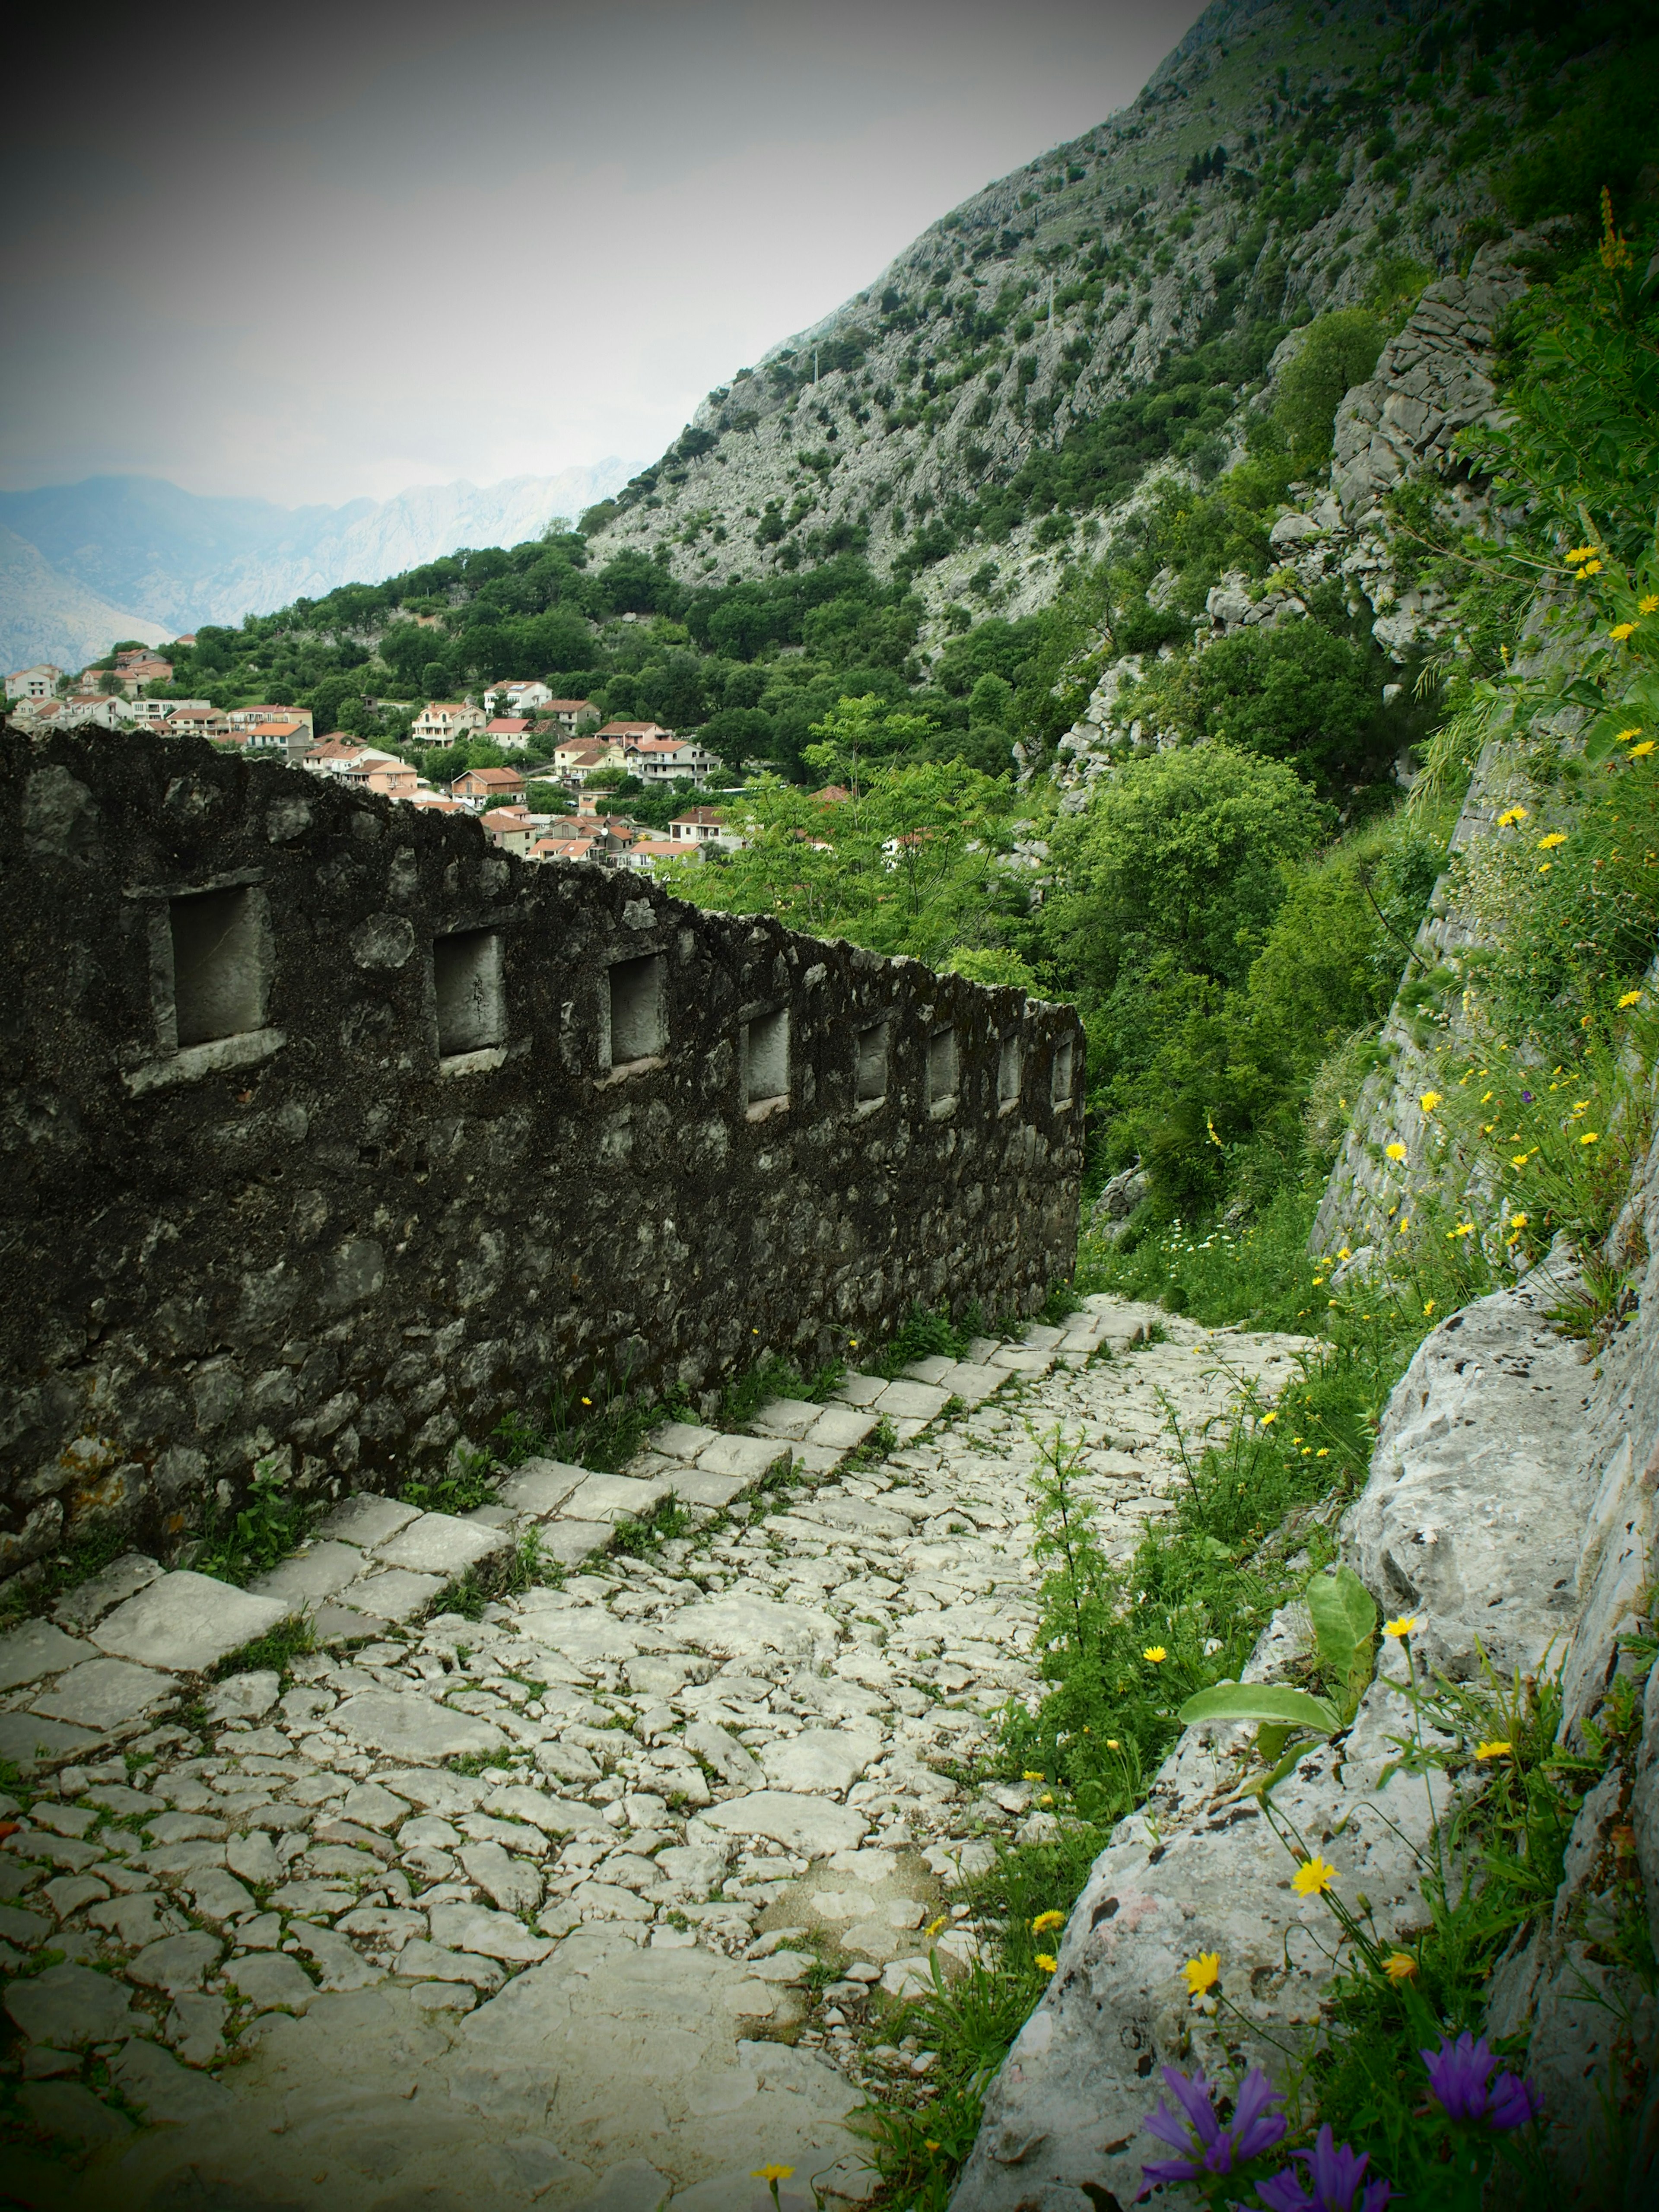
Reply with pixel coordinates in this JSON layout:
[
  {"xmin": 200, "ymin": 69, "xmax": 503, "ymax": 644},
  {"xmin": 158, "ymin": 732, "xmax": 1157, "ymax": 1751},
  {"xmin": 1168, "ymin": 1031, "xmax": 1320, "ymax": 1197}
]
[{"xmin": 0, "ymin": 1298, "xmax": 1310, "ymax": 2211}]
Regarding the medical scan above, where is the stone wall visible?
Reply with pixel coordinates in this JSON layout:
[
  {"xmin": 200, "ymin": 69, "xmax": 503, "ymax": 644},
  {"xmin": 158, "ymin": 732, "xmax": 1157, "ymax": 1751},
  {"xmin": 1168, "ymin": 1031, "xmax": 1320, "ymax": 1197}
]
[{"xmin": 0, "ymin": 728, "xmax": 1083, "ymax": 1582}]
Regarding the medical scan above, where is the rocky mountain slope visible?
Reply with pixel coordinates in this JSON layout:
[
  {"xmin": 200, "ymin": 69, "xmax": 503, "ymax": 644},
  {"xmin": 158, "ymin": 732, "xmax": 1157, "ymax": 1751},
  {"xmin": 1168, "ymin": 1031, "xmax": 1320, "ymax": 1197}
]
[
  {"xmin": 0, "ymin": 524, "xmax": 170, "ymax": 675},
  {"xmin": 585, "ymin": 0, "xmax": 1505, "ymax": 636},
  {"xmin": 0, "ymin": 464, "xmax": 629, "ymax": 648}
]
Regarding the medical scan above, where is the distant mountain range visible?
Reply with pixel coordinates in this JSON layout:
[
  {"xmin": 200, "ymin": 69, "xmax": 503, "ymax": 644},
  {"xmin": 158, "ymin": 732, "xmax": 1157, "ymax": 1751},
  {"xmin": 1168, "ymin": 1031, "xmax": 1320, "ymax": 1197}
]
[{"xmin": 0, "ymin": 462, "xmax": 630, "ymax": 671}]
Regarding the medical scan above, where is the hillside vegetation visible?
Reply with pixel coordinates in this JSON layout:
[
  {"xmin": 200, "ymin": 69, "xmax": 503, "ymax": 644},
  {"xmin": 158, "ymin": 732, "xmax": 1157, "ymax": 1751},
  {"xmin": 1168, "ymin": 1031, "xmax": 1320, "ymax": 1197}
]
[{"xmin": 123, "ymin": 0, "xmax": 1658, "ymax": 1252}]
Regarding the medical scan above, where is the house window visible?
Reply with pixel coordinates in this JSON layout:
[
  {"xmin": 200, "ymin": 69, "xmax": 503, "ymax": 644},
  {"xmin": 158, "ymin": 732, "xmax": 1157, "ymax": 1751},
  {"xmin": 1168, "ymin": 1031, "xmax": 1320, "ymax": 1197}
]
[
  {"xmin": 169, "ymin": 887, "xmax": 268, "ymax": 1046},
  {"xmin": 927, "ymin": 1027, "xmax": 958, "ymax": 1111},
  {"xmin": 745, "ymin": 1007, "xmax": 789, "ymax": 1107},
  {"xmin": 434, "ymin": 930, "xmax": 505, "ymax": 1059},
  {"xmin": 606, "ymin": 953, "xmax": 666, "ymax": 1069},
  {"xmin": 855, "ymin": 1019, "xmax": 888, "ymax": 1104},
  {"xmin": 998, "ymin": 1036, "xmax": 1023, "ymax": 1112},
  {"xmin": 1051, "ymin": 1036, "xmax": 1075, "ymax": 1108}
]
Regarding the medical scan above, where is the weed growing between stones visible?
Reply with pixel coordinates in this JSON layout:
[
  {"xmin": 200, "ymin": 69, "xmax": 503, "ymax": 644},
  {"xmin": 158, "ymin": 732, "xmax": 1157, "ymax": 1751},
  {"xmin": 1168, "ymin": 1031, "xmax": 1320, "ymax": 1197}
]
[
  {"xmin": 610, "ymin": 1491, "xmax": 693, "ymax": 1558},
  {"xmin": 210, "ymin": 1615, "xmax": 317, "ymax": 1683},
  {"xmin": 399, "ymin": 1445, "xmax": 499, "ymax": 1517},
  {"xmin": 193, "ymin": 1455, "xmax": 317, "ymax": 1586}
]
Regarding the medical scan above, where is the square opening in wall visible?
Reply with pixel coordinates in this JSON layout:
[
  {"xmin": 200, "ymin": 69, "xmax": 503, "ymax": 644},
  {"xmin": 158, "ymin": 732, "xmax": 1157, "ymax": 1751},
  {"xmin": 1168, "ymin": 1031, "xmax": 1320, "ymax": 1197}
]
[
  {"xmin": 1052, "ymin": 1036, "xmax": 1075, "ymax": 1107},
  {"xmin": 927, "ymin": 1027, "xmax": 958, "ymax": 1110},
  {"xmin": 434, "ymin": 930, "xmax": 505, "ymax": 1058},
  {"xmin": 746, "ymin": 1007, "xmax": 789, "ymax": 1105},
  {"xmin": 855, "ymin": 1019, "xmax": 888, "ymax": 1103},
  {"xmin": 169, "ymin": 887, "xmax": 268, "ymax": 1047},
  {"xmin": 998, "ymin": 1036, "xmax": 1023, "ymax": 1111},
  {"xmin": 607, "ymin": 953, "xmax": 666, "ymax": 1069}
]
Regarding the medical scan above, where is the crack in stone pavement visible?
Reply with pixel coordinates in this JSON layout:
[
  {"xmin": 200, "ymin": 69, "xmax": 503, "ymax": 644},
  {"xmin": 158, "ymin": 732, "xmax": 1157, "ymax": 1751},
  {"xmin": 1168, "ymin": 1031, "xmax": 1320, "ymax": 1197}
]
[{"xmin": 0, "ymin": 1295, "xmax": 1311, "ymax": 2212}]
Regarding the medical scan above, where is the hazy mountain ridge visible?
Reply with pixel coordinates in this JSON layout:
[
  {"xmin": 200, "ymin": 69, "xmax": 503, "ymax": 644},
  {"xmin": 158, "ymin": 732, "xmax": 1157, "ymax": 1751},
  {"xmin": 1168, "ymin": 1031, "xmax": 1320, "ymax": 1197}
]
[
  {"xmin": 0, "ymin": 525, "xmax": 170, "ymax": 675},
  {"xmin": 582, "ymin": 0, "xmax": 1503, "ymax": 629},
  {"xmin": 0, "ymin": 462, "xmax": 630, "ymax": 655}
]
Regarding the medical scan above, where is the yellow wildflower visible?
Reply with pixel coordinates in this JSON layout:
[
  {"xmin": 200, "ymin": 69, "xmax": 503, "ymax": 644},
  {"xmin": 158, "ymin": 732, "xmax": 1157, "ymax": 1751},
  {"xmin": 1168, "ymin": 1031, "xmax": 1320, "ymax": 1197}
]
[
  {"xmin": 1106, "ymin": 1738, "xmax": 1121, "ymax": 1750},
  {"xmin": 1581, "ymin": 1131, "xmax": 1599, "ymax": 1144},
  {"xmin": 1293, "ymin": 1855, "xmax": 1337, "ymax": 1898},
  {"xmin": 1610, "ymin": 623, "xmax": 1638, "ymax": 642},
  {"xmin": 1475, "ymin": 1741, "xmax": 1512, "ymax": 1761},
  {"xmin": 1031, "ymin": 1910, "xmax": 1065, "ymax": 1934},
  {"xmin": 1538, "ymin": 832, "xmax": 1567, "ymax": 849},
  {"xmin": 1423, "ymin": 1299, "xmax": 1435, "ymax": 1314},
  {"xmin": 1144, "ymin": 1646, "xmax": 1167, "ymax": 1663},
  {"xmin": 1565, "ymin": 545, "xmax": 1596, "ymax": 564},
  {"xmin": 1615, "ymin": 728, "xmax": 1644, "ymax": 744},
  {"xmin": 1384, "ymin": 1615, "xmax": 1418, "ymax": 1637},
  {"xmin": 1386, "ymin": 1141, "xmax": 1407, "ymax": 1161},
  {"xmin": 753, "ymin": 2167, "xmax": 795, "ymax": 2184},
  {"xmin": 1618, "ymin": 990, "xmax": 1643, "ymax": 1008},
  {"xmin": 1640, "ymin": 595, "xmax": 1659, "ymax": 616},
  {"xmin": 1419, "ymin": 1090, "xmax": 1443, "ymax": 1112},
  {"xmin": 1039, "ymin": 1792, "xmax": 1054, "ymax": 1807},
  {"xmin": 1630, "ymin": 741, "xmax": 1656, "ymax": 758},
  {"xmin": 1510, "ymin": 1211, "xmax": 1528, "ymax": 1228},
  {"xmin": 1581, "ymin": 559, "xmax": 1604, "ymax": 575},
  {"xmin": 1383, "ymin": 1952, "xmax": 1419, "ymax": 1984},
  {"xmin": 1182, "ymin": 1951, "xmax": 1221, "ymax": 1997},
  {"xmin": 1260, "ymin": 1409, "xmax": 1279, "ymax": 1424},
  {"xmin": 1496, "ymin": 806, "xmax": 1529, "ymax": 826},
  {"xmin": 926, "ymin": 1915, "xmax": 948, "ymax": 1937},
  {"xmin": 1036, "ymin": 1952, "xmax": 1059, "ymax": 1973}
]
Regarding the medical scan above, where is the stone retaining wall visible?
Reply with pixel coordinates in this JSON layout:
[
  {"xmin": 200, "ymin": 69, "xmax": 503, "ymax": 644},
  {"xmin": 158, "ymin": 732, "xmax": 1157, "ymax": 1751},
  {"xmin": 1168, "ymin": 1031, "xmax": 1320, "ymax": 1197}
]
[{"xmin": 0, "ymin": 727, "xmax": 1083, "ymax": 1581}]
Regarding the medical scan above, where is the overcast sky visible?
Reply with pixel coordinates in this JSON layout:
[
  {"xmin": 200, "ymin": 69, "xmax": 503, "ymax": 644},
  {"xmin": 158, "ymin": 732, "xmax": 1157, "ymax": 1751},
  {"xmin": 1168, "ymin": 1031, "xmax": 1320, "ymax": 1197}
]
[{"xmin": 3, "ymin": 0, "xmax": 1205, "ymax": 509}]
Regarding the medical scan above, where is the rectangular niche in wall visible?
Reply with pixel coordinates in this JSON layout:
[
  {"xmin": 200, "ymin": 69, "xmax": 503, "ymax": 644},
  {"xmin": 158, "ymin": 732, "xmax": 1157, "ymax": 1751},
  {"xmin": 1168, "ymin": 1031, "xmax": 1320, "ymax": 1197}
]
[
  {"xmin": 927, "ymin": 1027, "xmax": 958, "ymax": 1112},
  {"xmin": 1051, "ymin": 1036, "xmax": 1076, "ymax": 1108},
  {"xmin": 746, "ymin": 1006, "xmax": 789, "ymax": 1109},
  {"xmin": 169, "ymin": 886, "xmax": 269, "ymax": 1046},
  {"xmin": 606, "ymin": 953, "xmax": 666, "ymax": 1071},
  {"xmin": 855, "ymin": 1018, "xmax": 888, "ymax": 1105},
  {"xmin": 434, "ymin": 929, "xmax": 505, "ymax": 1062},
  {"xmin": 998, "ymin": 1035, "xmax": 1023, "ymax": 1113}
]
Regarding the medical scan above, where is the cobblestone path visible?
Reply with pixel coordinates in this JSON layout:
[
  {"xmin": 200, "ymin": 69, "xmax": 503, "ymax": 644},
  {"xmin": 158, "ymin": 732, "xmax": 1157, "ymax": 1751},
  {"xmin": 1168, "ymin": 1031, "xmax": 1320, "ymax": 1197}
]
[{"xmin": 0, "ymin": 1297, "xmax": 1310, "ymax": 2211}]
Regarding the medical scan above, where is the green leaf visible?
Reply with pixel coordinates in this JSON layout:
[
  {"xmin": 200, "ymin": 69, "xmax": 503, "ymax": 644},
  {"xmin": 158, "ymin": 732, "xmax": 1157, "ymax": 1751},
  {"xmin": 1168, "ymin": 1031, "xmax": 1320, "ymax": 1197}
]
[
  {"xmin": 1305, "ymin": 1565, "xmax": 1377, "ymax": 1682},
  {"xmin": 1179, "ymin": 1682, "xmax": 1342, "ymax": 1732},
  {"xmin": 1255, "ymin": 1721, "xmax": 1294, "ymax": 1762}
]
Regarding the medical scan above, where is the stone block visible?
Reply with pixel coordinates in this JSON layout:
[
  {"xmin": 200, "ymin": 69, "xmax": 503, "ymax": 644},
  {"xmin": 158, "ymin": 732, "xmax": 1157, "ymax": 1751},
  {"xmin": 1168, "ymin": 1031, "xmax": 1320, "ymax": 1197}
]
[
  {"xmin": 693, "ymin": 1433, "xmax": 788, "ymax": 1481},
  {"xmin": 127, "ymin": 1930, "xmax": 222, "ymax": 1994},
  {"xmin": 333, "ymin": 1690, "xmax": 507, "ymax": 1761},
  {"xmin": 560, "ymin": 1473, "xmax": 672, "ymax": 1525},
  {"xmin": 0, "ymin": 1620, "xmax": 95, "ymax": 1692},
  {"xmin": 667, "ymin": 1470, "xmax": 754, "ymax": 1511},
  {"xmin": 317, "ymin": 1493, "xmax": 419, "ymax": 1548},
  {"xmin": 987, "ymin": 1345, "xmax": 1050, "ymax": 1374},
  {"xmin": 51, "ymin": 1554, "xmax": 161, "ymax": 1634},
  {"xmin": 901, "ymin": 1357, "xmax": 957, "ymax": 1386},
  {"xmin": 375, "ymin": 1510, "xmax": 511, "ymax": 1577},
  {"xmin": 648, "ymin": 1422, "xmax": 721, "ymax": 1464},
  {"xmin": 830, "ymin": 1373, "xmax": 889, "ymax": 1408},
  {"xmin": 804, "ymin": 1406, "xmax": 879, "ymax": 1451},
  {"xmin": 249, "ymin": 1541, "xmax": 371, "ymax": 1604},
  {"xmin": 749, "ymin": 1398, "xmax": 823, "ymax": 1440},
  {"xmin": 934, "ymin": 1361, "xmax": 1004, "ymax": 1408},
  {"xmin": 204, "ymin": 1669, "xmax": 280, "ymax": 1724},
  {"xmin": 26, "ymin": 1658, "xmax": 177, "ymax": 1731},
  {"xmin": 332, "ymin": 1569, "xmax": 444, "ymax": 1623},
  {"xmin": 870, "ymin": 1379, "xmax": 948, "ymax": 1421},
  {"xmin": 497, "ymin": 1459, "xmax": 589, "ymax": 1519},
  {"xmin": 92, "ymin": 1572, "xmax": 289, "ymax": 1675},
  {"xmin": 531, "ymin": 1519, "xmax": 612, "ymax": 1568},
  {"xmin": 701, "ymin": 1790, "xmax": 868, "ymax": 1858},
  {"xmin": 0, "ymin": 1713, "xmax": 106, "ymax": 1768}
]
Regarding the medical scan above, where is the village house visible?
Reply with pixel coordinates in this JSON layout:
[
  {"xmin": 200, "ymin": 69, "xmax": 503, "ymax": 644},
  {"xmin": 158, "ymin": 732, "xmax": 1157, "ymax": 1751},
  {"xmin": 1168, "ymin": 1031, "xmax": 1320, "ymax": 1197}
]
[
  {"xmin": 614, "ymin": 835, "xmax": 683, "ymax": 874},
  {"xmin": 552, "ymin": 737, "xmax": 626, "ymax": 784},
  {"xmin": 303, "ymin": 737, "xmax": 369, "ymax": 779},
  {"xmin": 6, "ymin": 664, "xmax": 63, "ymax": 702},
  {"xmin": 127, "ymin": 697, "xmax": 211, "ymax": 726},
  {"xmin": 227, "ymin": 705, "xmax": 315, "ymax": 737},
  {"xmin": 479, "ymin": 805, "xmax": 543, "ymax": 858},
  {"xmin": 343, "ymin": 751, "xmax": 420, "ymax": 798},
  {"xmin": 165, "ymin": 705, "xmax": 231, "ymax": 742},
  {"xmin": 540, "ymin": 698, "xmax": 596, "ymax": 734},
  {"xmin": 483, "ymin": 680, "xmax": 553, "ymax": 715},
  {"xmin": 530, "ymin": 827, "xmax": 603, "ymax": 864},
  {"xmin": 111, "ymin": 649, "xmax": 174, "ymax": 693},
  {"xmin": 623, "ymin": 731, "xmax": 722, "ymax": 785},
  {"xmin": 405, "ymin": 790, "xmax": 467, "ymax": 815},
  {"xmin": 596, "ymin": 719, "xmax": 674, "ymax": 749},
  {"xmin": 241, "ymin": 718, "xmax": 315, "ymax": 764},
  {"xmin": 56, "ymin": 696, "xmax": 130, "ymax": 732},
  {"xmin": 451, "ymin": 764, "xmax": 526, "ymax": 811},
  {"xmin": 668, "ymin": 805, "xmax": 737, "ymax": 849},
  {"xmin": 171, "ymin": 634, "xmax": 197, "ymax": 650},
  {"xmin": 410, "ymin": 700, "xmax": 486, "ymax": 745},
  {"xmin": 483, "ymin": 717, "xmax": 532, "ymax": 750}
]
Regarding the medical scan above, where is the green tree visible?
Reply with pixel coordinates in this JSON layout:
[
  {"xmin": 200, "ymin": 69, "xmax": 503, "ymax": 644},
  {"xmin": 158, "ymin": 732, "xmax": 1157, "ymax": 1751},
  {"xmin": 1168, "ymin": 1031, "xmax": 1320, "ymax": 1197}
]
[
  {"xmin": 1180, "ymin": 621, "xmax": 1388, "ymax": 785},
  {"xmin": 1275, "ymin": 308, "xmax": 1387, "ymax": 465}
]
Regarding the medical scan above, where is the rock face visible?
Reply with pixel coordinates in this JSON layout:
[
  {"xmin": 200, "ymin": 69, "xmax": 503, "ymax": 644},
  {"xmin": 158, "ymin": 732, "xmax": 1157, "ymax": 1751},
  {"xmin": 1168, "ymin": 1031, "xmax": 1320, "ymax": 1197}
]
[
  {"xmin": 952, "ymin": 1141, "xmax": 1659, "ymax": 2208},
  {"xmin": 0, "ymin": 726, "xmax": 1082, "ymax": 1565}
]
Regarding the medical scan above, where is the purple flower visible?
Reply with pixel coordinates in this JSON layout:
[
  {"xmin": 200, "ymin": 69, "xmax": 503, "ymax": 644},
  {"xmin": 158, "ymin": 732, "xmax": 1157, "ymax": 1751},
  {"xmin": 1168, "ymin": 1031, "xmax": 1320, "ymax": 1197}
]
[
  {"xmin": 1137, "ymin": 2065, "xmax": 1287, "ymax": 2193},
  {"xmin": 1420, "ymin": 2031, "xmax": 1542, "ymax": 2132},
  {"xmin": 1251, "ymin": 2125, "xmax": 1394, "ymax": 2212},
  {"xmin": 1520, "ymin": 1090, "xmax": 1533, "ymax": 1102}
]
